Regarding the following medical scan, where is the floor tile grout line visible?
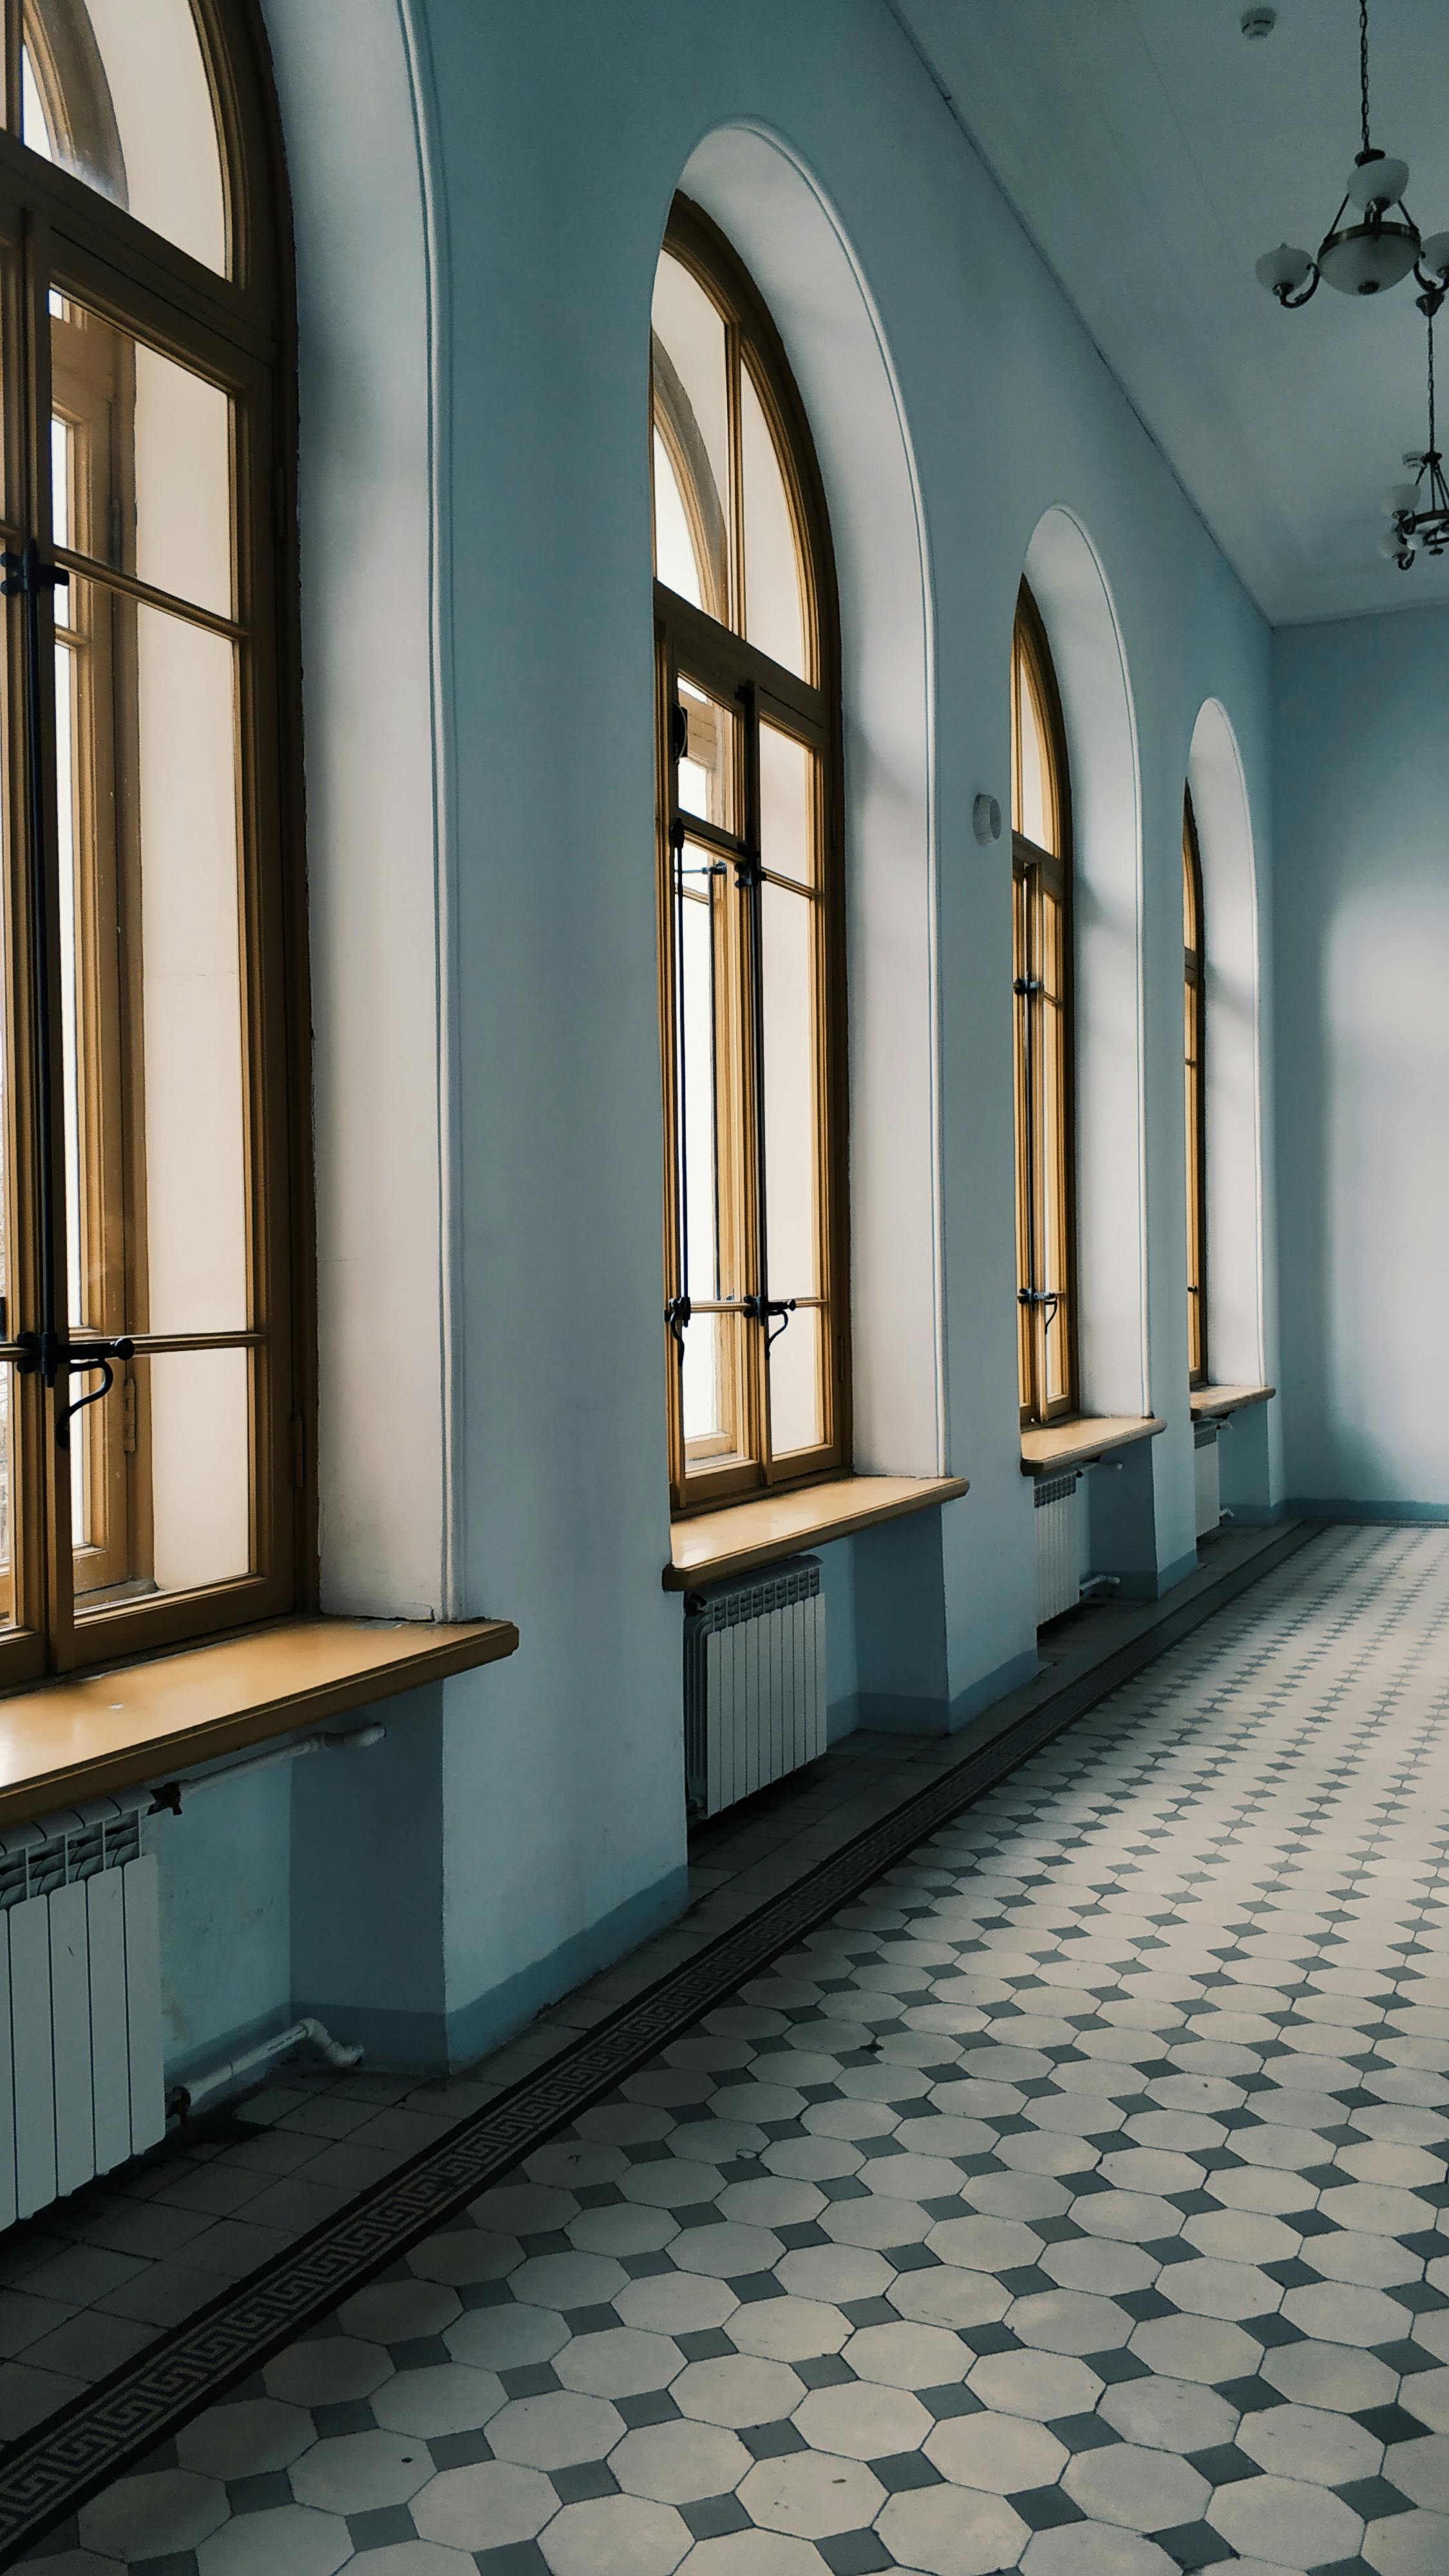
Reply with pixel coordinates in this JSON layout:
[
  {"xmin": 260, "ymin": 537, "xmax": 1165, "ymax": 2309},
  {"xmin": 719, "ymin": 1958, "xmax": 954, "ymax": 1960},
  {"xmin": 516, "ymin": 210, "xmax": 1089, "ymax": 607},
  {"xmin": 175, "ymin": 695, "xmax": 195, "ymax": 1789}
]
[{"xmin": 0, "ymin": 1517, "xmax": 1323, "ymax": 2562}]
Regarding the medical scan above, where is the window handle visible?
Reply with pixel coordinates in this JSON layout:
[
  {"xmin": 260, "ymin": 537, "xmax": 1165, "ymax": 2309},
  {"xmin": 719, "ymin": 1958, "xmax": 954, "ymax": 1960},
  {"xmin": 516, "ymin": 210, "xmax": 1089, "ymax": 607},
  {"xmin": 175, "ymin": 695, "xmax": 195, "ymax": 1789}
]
[
  {"xmin": 741, "ymin": 1293, "xmax": 796, "ymax": 1350},
  {"xmin": 16, "ymin": 1332, "xmax": 135, "ymax": 1450},
  {"xmin": 1018, "ymin": 1289, "xmax": 1061, "ymax": 1332},
  {"xmin": 665, "ymin": 1292, "xmax": 690, "ymax": 1352},
  {"xmin": 1013, "ymin": 976, "xmax": 1043, "ymax": 996}
]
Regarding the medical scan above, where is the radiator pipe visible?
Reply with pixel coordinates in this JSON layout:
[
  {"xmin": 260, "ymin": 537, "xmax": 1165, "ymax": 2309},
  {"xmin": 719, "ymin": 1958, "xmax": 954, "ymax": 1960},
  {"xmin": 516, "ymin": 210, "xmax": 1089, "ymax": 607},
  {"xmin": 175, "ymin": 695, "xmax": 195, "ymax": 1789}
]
[
  {"xmin": 149, "ymin": 1723, "xmax": 386, "ymax": 1815},
  {"xmin": 166, "ymin": 2016, "xmax": 363, "ymax": 2123}
]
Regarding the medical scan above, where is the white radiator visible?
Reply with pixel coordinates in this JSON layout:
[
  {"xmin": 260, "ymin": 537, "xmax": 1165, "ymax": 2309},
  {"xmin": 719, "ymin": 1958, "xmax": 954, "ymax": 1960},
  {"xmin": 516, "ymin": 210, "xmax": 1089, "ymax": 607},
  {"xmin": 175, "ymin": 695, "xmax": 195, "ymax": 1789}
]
[
  {"xmin": 0, "ymin": 1801, "xmax": 165, "ymax": 2223},
  {"xmin": 685, "ymin": 1555, "xmax": 825, "ymax": 1819},
  {"xmin": 1194, "ymin": 1421, "xmax": 1221, "ymax": 1539},
  {"xmin": 1034, "ymin": 1472, "xmax": 1083, "ymax": 1625}
]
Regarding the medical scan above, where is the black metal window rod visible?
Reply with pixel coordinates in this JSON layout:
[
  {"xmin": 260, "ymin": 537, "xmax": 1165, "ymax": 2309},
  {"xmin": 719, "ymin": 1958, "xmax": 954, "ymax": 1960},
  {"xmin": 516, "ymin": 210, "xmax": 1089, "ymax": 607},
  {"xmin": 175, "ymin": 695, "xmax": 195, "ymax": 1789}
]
[{"xmin": 3, "ymin": 536, "xmax": 133, "ymax": 1450}]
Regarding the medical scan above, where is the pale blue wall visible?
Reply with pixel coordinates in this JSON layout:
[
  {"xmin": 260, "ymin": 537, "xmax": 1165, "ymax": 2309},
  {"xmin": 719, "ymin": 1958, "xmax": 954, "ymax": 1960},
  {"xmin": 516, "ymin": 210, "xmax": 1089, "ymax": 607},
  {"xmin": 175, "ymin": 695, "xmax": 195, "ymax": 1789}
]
[
  {"xmin": 143, "ymin": 0, "xmax": 1282, "ymax": 2090},
  {"xmin": 1274, "ymin": 603, "xmax": 1449, "ymax": 1517}
]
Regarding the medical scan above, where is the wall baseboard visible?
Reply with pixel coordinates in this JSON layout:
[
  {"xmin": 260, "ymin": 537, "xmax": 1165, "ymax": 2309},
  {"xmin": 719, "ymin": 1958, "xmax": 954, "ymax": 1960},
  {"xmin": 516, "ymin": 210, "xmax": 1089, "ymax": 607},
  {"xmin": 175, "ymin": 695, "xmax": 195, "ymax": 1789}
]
[{"xmin": 1284, "ymin": 1499, "xmax": 1449, "ymax": 1526}]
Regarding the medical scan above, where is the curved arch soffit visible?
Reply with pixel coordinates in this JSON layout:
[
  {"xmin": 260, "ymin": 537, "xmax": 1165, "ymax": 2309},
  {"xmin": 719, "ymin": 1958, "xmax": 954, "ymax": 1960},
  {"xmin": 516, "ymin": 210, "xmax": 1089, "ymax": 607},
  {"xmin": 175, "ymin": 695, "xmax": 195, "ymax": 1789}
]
[
  {"xmin": 676, "ymin": 120, "xmax": 944, "ymax": 1476},
  {"xmin": 258, "ymin": 0, "xmax": 459, "ymax": 1615},
  {"xmin": 1188, "ymin": 697, "xmax": 1265, "ymax": 1387},
  {"xmin": 1022, "ymin": 505, "xmax": 1146, "ymax": 1418}
]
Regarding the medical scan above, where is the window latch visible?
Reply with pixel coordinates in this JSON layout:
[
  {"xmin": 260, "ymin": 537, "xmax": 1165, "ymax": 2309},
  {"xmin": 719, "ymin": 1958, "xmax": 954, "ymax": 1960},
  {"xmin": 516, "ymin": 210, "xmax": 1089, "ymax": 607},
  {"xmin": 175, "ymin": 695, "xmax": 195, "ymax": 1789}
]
[
  {"xmin": 1013, "ymin": 976, "xmax": 1043, "ymax": 996},
  {"xmin": 1018, "ymin": 1289, "xmax": 1061, "ymax": 1331},
  {"xmin": 741, "ymin": 1293, "xmax": 796, "ymax": 1350},
  {"xmin": 16, "ymin": 1331, "xmax": 135, "ymax": 1449},
  {"xmin": 670, "ymin": 701, "xmax": 689, "ymax": 762},
  {"xmin": 665, "ymin": 1291, "xmax": 691, "ymax": 1352}
]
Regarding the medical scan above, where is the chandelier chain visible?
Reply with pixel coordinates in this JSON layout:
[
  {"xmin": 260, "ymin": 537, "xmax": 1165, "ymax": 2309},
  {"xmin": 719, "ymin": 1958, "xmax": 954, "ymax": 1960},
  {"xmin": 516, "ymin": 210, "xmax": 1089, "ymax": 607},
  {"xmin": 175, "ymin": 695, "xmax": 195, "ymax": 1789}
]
[
  {"xmin": 1359, "ymin": 0, "xmax": 1371, "ymax": 155},
  {"xmin": 1429, "ymin": 303, "xmax": 1438, "ymax": 460}
]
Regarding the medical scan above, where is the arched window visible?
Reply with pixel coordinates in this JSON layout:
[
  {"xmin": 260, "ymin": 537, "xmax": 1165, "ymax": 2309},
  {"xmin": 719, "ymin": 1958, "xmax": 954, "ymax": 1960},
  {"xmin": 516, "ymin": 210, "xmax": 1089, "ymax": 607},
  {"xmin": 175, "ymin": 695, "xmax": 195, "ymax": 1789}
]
[
  {"xmin": 1183, "ymin": 790, "xmax": 1208, "ymax": 1387},
  {"xmin": 1011, "ymin": 586, "xmax": 1076, "ymax": 1426},
  {"xmin": 652, "ymin": 198, "xmax": 846, "ymax": 1513},
  {"xmin": 0, "ymin": 3, "xmax": 304, "ymax": 1678}
]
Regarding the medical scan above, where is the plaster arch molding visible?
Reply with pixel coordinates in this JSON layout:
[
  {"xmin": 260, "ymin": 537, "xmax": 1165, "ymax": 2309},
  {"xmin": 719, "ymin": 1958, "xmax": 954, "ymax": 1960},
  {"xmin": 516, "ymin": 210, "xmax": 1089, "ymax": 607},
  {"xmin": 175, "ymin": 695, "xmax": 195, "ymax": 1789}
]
[
  {"xmin": 1023, "ymin": 507, "xmax": 1147, "ymax": 1418},
  {"xmin": 1188, "ymin": 698, "xmax": 1266, "ymax": 1388},
  {"xmin": 679, "ymin": 122, "xmax": 945, "ymax": 1476}
]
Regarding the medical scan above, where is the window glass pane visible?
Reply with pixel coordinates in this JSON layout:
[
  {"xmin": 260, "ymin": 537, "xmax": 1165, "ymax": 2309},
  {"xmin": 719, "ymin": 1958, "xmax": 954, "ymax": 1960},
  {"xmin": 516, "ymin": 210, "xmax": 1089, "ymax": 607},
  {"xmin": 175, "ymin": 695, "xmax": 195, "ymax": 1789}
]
[
  {"xmin": 1014, "ymin": 638, "xmax": 1056, "ymax": 854},
  {"xmin": 23, "ymin": 0, "xmax": 227, "ymax": 276},
  {"xmin": 769, "ymin": 1303, "xmax": 822, "ymax": 1457},
  {"xmin": 741, "ymin": 364, "xmax": 807, "ymax": 679},
  {"xmin": 652, "ymin": 429, "xmax": 701, "ymax": 609},
  {"xmin": 651, "ymin": 254, "xmax": 729, "ymax": 623},
  {"xmin": 682, "ymin": 1307, "xmax": 749, "ymax": 1473},
  {"xmin": 760, "ymin": 880, "xmax": 819, "ymax": 1300},
  {"xmin": 759, "ymin": 722, "xmax": 814, "ymax": 888},
  {"xmin": 52, "ymin": 298, "xmax": 232, "ymax": 618},
  {"xmin": 74, "ymin": 1346, "xmax": 250, "ymax": 1610},
  {"xmin": 677, "ymin": 841, "xmax": 723, "ymax": 1308},
  {"xmin": 677, "ymin": 678, "xmax": 737, "ymax": 833},
  {"xmin": 1039, "ymin": 889, "xmax": 1070, "ymax": 1410},
  {"xmin": 59, "ymin": 578, "xmax": 247, "ymax": 1341},
  {"xmin": 0, "ymin": 1368, "xmax": 14, "ymax": 1627}
]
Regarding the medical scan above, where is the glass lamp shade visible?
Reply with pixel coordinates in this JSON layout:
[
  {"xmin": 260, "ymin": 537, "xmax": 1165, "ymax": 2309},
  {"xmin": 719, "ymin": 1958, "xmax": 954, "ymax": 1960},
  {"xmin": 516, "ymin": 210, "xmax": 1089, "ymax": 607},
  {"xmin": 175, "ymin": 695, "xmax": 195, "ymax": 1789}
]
[
  {"xmin": 1345, "ymin": 153, "xmax": 1410, "ymax": 211},
  {"xmin": 1379, "ymin": 481, "xmax": 1420, "ymax": 516},
  {"xmin": 1318, "ymin": 220, "xmax": 1420, "ymax": 294},
  {"xmin": 1255, "ymin": 242, "xmax": 1314, "ymax": 294},
  {"xmin": 1420, "ymin": 232, "xmax": 1449, "ymax": 284}
]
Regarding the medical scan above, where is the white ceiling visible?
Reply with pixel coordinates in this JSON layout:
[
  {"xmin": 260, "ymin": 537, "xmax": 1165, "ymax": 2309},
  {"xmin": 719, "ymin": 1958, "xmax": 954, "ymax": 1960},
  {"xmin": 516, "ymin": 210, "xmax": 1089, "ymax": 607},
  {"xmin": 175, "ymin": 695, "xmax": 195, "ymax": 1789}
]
[{"xmin": 892, "ymin": 0, "xmax": 1449, "ymax": 624}]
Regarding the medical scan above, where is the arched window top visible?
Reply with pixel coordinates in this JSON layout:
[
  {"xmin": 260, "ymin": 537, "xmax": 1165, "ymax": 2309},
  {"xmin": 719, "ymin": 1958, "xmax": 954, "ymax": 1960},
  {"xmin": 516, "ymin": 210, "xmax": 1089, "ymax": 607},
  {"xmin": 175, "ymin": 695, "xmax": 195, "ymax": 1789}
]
[
  {"xmin": 19, "ymin": 0, "xmax": 233, "ymax": 277},
  {"xmin": 1011, "ymin": 586, "xmax": 1066, "ymax": 861},
  {"xmin": 650, "ymin": 200, "xmax": 822, "ymax": 687}
]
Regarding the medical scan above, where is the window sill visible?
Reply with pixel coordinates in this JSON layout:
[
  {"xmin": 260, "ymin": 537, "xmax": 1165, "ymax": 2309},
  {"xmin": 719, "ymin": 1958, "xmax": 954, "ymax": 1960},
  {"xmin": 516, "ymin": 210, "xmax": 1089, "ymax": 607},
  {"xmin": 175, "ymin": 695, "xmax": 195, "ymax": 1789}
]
[
  {"xmin": 1190, "ymin": 1383, "xmax": 1275, "ymax": 1421},
  {"xmin": 0, "ymin": 1615, "xmax": 520, "ymax": 1828},
  {"xmin": 1021, "ymin": 1416, "xmax": 1166, "ymax": 1475},
  {"xmin": 666, "ymin": 1473, "xmax": 970, "ymax": 1591}
]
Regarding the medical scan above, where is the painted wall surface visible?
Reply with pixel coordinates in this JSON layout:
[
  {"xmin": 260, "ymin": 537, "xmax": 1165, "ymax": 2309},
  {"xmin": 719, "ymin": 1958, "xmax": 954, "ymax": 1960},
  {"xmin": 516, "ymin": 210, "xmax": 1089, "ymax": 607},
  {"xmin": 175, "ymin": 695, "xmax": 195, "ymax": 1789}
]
[
  {"xmin": 151, "ymin": 0, "xmax": 1280, "ymax": 2085},
  {"xmin": 1274, "ymin": 604, "xmax": 1449, "ymax": 1516}
]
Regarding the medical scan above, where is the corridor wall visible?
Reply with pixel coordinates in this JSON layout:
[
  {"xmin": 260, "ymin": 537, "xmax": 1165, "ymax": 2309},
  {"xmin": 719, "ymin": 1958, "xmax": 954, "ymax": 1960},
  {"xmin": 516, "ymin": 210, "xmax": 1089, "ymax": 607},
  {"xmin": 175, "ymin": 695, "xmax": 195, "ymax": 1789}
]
[
  {"xmin": 147, "ymin": 0, "xmax": 1280, "ymax": 2083},
  {"xmin": 1274, "ymin": 603, "xmax": 1449, "ymax": 1519}
]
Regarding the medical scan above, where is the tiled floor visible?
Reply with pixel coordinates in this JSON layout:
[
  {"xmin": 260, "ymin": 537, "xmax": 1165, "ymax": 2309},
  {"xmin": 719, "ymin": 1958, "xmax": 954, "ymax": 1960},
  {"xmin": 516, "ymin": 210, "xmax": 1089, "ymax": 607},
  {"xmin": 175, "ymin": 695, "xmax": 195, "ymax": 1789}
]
[
  {"xmin": 24, "ymin": 1517, "xmax": 1449, "ymax": 2573},
  {"xmin": 1, "ymin": 1528, "xmax": 1288, "ymax": 2459}
]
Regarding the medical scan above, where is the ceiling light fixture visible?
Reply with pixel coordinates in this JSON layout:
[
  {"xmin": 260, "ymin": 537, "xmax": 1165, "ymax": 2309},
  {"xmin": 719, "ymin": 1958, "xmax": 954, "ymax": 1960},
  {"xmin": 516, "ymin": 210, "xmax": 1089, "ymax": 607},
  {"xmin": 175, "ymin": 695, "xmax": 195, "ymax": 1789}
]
[
  {"xmin": 1255, "ymin": 0, "xmax": 1449, "ymax": 305},
  {"xmin": 1378, "ymin": 285, "xmax": 1449, "ymax": 567}
]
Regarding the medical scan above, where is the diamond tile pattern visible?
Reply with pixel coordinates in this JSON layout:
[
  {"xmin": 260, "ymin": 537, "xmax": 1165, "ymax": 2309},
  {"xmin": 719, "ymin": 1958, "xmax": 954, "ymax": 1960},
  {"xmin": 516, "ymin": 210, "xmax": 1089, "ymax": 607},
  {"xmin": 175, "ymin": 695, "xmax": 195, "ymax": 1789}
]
[{"xmin": 24, "ymin": 1522, "xmax": 1449, "ymax": 2572}]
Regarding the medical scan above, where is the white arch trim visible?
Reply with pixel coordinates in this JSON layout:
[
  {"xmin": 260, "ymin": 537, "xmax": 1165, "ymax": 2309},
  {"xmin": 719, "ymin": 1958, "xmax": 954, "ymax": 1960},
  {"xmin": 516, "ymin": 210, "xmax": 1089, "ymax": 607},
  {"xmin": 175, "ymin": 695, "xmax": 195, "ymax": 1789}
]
[
  {"xmin": 1023, "ymin": 506, "xmax": 1147, "ymax": 1419},
  {"xmin": 1188, "ymin": 698, "xmax": 1265, "ymax": 1389},
  {"xmin": 680, "ymin": 122, "xmax": 945, "ymax": 1473}
]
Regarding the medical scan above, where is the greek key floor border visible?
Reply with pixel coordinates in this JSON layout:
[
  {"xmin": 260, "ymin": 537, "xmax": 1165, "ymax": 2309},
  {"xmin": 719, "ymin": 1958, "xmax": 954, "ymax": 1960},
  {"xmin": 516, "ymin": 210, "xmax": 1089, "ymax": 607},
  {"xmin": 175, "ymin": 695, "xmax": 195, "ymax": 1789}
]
[{"xmin": 0, "ymin": 1518, "xmax": 1321, "ymax": 2565}]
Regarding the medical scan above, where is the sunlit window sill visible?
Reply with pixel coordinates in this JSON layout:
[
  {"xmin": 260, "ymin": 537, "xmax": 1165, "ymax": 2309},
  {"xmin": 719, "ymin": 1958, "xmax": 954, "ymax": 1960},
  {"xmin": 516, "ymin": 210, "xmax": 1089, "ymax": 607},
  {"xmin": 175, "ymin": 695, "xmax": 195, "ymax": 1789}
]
[
  {"xmin": 0, "ymin": 1615, "xmax": 520, "ymax": 1828},
  {"xmin": 1189, "ymin": 1383, "xmax": 1275, "ymax": 1421},
  {"xmin": 666, "ymin": 1473, "xmax": 970, "ymax": 1592},
  {"xmin": 1021, "ymin": 1416, "xmax": 1166, "ymax": 1475}
]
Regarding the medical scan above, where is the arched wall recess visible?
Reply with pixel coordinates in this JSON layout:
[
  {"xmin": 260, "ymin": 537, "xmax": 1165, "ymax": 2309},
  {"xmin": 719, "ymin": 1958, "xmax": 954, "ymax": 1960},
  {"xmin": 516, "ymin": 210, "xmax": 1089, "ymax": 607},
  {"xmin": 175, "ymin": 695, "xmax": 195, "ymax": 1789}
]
[
  {"xmin": 679, "ymin": 122, "xmax": 945, "ymax": 1476},
  {"xmin": 1022, "ymin": 507, "xmax": 1146, "ymax": 1420},
  {"xmin": 1188, "ymin": 699, "xmax": 1266, "ymax": 1390},
  {"xmin": 260, "ymin": 0, "xmax": 457, "ymax": 1615}
]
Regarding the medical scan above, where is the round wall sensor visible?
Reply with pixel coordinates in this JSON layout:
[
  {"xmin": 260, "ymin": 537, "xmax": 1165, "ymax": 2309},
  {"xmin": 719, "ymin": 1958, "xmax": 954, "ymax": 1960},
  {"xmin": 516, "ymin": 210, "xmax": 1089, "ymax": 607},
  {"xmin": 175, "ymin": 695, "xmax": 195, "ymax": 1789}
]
[
  {"xmin": 973, "ymin": 793, "xmax": 1003, "ymax": 845},
  {"xmin": 1240, "ymin": 6, "xmax": 1276, "ymax": 38}
]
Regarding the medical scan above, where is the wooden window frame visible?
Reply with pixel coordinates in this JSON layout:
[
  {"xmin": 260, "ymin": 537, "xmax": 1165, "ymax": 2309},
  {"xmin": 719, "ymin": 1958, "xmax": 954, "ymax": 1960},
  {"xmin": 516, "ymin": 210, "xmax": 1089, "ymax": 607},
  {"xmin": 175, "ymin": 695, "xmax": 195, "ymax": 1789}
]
[
  {"xmin": 653, "ymin": 196, "xmax": 849, "ymax": 1520},
  {"xmin": 0, "ymin": 0, "xmax": 313, "ymax": 1687},
  {"xmin": 1011, "ymin": 583, "xmax": 1077, "ymax": 1429},
  {"xmin": 1183, "ymin": 788, "xmax": 1208, "ymax": 1388}
]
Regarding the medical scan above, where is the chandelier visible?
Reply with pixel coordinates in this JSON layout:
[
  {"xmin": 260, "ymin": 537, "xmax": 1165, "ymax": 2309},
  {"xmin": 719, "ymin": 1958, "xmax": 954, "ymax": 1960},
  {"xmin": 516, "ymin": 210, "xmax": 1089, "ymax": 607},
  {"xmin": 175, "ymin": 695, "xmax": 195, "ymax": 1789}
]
[
  {"xmin": 1256, "ymin": 0, "xmax": 1448, "ymax": 305},
  {"xmin": 1379, "ymin": 285, "xmax": 1449, "ymax": 567}
]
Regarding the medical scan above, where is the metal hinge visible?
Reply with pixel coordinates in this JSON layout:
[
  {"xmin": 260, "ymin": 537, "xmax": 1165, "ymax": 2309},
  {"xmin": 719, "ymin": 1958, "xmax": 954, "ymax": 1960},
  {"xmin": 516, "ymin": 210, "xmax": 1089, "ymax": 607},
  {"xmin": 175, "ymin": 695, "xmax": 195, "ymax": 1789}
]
[{"xmin": 290, "ymin": 1413, "xmax": 306, "ymax": 1490}]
